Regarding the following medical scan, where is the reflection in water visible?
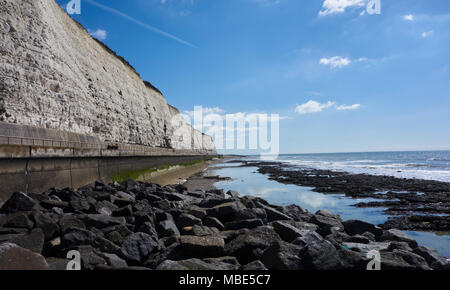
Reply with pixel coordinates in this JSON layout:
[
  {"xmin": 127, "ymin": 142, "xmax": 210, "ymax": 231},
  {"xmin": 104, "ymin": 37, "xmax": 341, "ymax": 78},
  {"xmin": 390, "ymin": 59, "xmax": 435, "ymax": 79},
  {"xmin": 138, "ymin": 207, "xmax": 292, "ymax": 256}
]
[{"xmin": 213, "ymin": 163, "xmax": 450, "ymax": 258}]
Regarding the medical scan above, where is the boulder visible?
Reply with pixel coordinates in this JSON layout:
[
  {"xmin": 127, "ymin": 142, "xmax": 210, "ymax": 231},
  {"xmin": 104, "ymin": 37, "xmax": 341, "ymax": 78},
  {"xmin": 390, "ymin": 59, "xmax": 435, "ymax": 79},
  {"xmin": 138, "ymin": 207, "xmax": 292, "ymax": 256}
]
[
  {"xmin": 310, "ymin": 212, "xmax": 344, "ymax": 236},
  {"xmin": 61, "ymin": 228, "xmax": 97, "ymax": 248},
  {"xmin": 225, "ymin": 226, "xmax": 281, "ymax": 264},
  {"xmin": 225, "ymin": 219, "xmax": 264, "ymax": 231},
  {"xmin": 59, "ymin": 215, "xmax": 86, "ymax": 233},
  {"xmin": 4, "ymin": 228, "xmax": 45, "ymax": 254},
  {"xmin": 2, "ymin": 212, "xmax": 34, "ymax": 229},
  {"xmin": 112, "ymin": 205, "xmax": 133, "ymax": 217},
  {"xmin": 0, "ymin": 243, "xmax": 49, "ymax": 270},
  {"xmin": 264, "ymin": 206, "xmax": 292, "ymax": 222},
  {"xmin": 81, "ymin": 214, "xmax": 125, "ymax": 229},
  {"xmin": 242, "ymin": 260, "xmax": 268, "ymax": 270},
  {"xmin": 293, "ymin": 230, "xmax": 342, "ymax": 270},
  {"xmin": 119, "ymin": 232, "xmax": 158, "ymax": 264},
  {"xmin": 342, "ymin": 220, "xmax": 383, "ymax": 237},
  {"xmin": 1, "ymin": 192, "xmax": 37, "ymax": 214},
  {"xmin": 176, "ymin": 213, "xmax": 202, "ymax": 229},
  {"xmin": 413, "ymin": 246, "xmax": 450, "ymax": 270},
  {"xmin": 31, "ymin": 211, "xmax": 59, "ymax": 241},
  {"xmin": 272, "ymin": 221, "xmax": 307, "ymax": 242},
  {"xmin": 100, "ymin": 253, "xmax": 128, "ymax": 269},
  {"xmin": 158, "ymin": 220, "xmax": 180, "ymax": 237},
  {"xmin": 181, "ymin": 225, "xmax": 219, "ymax": 236},
  {"xmin": 179, "ymin": 235, "xmax": 225, "ymax": 258},
  {"xmin": 206, "ymin": 202, "xmax": 247, "ymax": 223},
  {"xmin": 380, "ymin": 229, "xmax": 418, "ymax": 248},
  {"xmin": 203, "ymin": 217, "xmax": 224, "ymax": 231},
  {"xmin": 260, "ymin": 241, "xmax": 305, "ymax": 270}
]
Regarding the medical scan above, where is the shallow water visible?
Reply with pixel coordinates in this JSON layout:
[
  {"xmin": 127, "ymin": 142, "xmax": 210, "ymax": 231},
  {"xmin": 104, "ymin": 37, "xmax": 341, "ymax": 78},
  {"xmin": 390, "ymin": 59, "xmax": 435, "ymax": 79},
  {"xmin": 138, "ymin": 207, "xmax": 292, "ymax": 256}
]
[{"xmin": 212, "ymin": 162, "xmax": 450, "ymax": 258}]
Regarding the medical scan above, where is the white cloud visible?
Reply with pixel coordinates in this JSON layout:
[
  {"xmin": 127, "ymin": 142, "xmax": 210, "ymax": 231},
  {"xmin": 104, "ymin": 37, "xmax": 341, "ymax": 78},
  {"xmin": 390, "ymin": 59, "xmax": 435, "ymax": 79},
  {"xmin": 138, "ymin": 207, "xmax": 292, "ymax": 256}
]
[
  {"xmin": 357, "ymin": 57, "xmax": 368, "ymax": 62},
  {"xmin": 422, "ymin": 30, "xmax": 433, "ymax": 38},
  {"xmin": 336, "ymin": 104, "xmax": 361, "ymax": 110},
  {"xmin": 403, "ymin": 14, "xmax": 414, "ymax": 21},
  {"xmin": 319, "ymin": 0, "xmax": 367, "ymax": 16},
  {"xmin": 320, "ymin": 56, "xmax": 351, "ymax": 69},
  {"xmin": 88, "ymin": 29, "xmax": 107, "ymax": 40},
  {"xmin": 295, "ymin": 100, "xmax": 335, "ymax": 115}
]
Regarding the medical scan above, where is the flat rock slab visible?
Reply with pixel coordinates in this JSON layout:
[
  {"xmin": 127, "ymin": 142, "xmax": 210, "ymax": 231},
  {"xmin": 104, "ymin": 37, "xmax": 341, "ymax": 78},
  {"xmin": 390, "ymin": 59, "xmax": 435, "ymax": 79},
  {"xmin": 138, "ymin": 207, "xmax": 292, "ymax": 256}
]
[
  {"xmin": 179, "ymin": 235, "xmax": 225, "ymax": 258},
  {"xmin": 0, "ymin": 243, "xmax": 49, "ymax": 270}
]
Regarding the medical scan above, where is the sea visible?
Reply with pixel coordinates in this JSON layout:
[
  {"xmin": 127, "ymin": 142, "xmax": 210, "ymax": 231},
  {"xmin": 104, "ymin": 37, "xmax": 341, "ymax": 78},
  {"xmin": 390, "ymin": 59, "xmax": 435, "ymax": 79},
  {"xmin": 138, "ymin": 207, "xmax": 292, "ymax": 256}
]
[{"xmin": 210, "ymin": 151, "xmax": 450, "ymax": 258}]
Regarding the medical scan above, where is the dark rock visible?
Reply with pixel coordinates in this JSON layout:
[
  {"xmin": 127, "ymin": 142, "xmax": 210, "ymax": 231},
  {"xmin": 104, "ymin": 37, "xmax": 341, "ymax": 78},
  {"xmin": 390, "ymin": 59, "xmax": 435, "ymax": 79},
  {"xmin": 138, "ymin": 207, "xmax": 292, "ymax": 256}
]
[
  {"xmin": 199, "ymin": 197, "xmax": 230, "ymax": 208},
  {"xmin": 137, "ymin": 222, "xmax": 158, "ymax": 240},
  {"xmin": 61, "ymin": 228, "xmax": 97, "ymax": 249},
  {"xmin": 2, "ymin": 212, "xmax": 34, "ymax": 229},
  {"xmin": 31, "ymin": 211, "xmax": 59, "ymax": 241},
  {"xmin": 178, "ymin": 235, "xmax": 225, "ymax": 258},
  {"xmin": 225, "ymin": 226, "xmax": 281, "ymax": 264},
  {"xmin": 186, "ymin": 206, "xmax": 207, "ymax": 219},
  {"xmin": 226, "ymin": 190, "xmax": 240, "ymax": 198},
  {"xmin": 81, "ymin": 214, "xmax": 125, "ymax": 229},
  {"xmin": 46, "ymin": 257, "xmax": 69, "ymax": 270},
  {"xmin": 0, "ymin": 243, "xmax": 49, "ymax": 270},
  {"xmin": 206, "ymin": 201, "xmax": 247, "ymax": 223},
  {"xmin": 59, "ymin": 215, "xmax": 86, "ymax": 233},
  {"xmin": 293, "ymin": 230, "xmax": 342, "ymax": 270},
  {"xmin": 119, "ymin": 232, "xmax": 158, "ymax": 264},
  {"xmin": 234, "ymin": 208, "xmax": 267, "ymax": 222},
  {"xmin": 225, "ymin": 219, "xmax": 263, "ymax": 231},
  {"xmin": 242, "ymin": 260, "xmax": 268, "ymax": 270},
  {"xmin": 112, "ymin": 205, "xmax": 133, "ymax": 217},
  {"xmin": 6, "ymin": 228, "xmax": 45, "ymax": 254},
  {"xmin": 94, "ymin": 200, "xmax": 118, "ymax": 215},
  {"xmin": 260, "ymin": 240, "xmax": 305, "ymax": 270},
  {"xmin": 203, "ymin": 216, "xmax": 224, "ymax": 231},
  {"xmin": 413, "ymin": 246, "xmax": 450, "ymax": 270},
  {"xmin": 157, "ymin": 258, "xmax": 235, "ymax": 270},
  {"xmin": 380, "ymin": 229, "xmax": 418, "ymax": 248},
  {"xmin": 264, "ymin": 206, "xmax": 292, "ymax": 222},
  {"xmin": 342, "ymin": 220, "xmax": 383, "ymax": 237},
  {"xmin": 272, "ymin": 221, "xmax": 307, "ymax": 243},
  {"xmin": 379, "ymin": 251, "xmax": 417, "ymax": 270},
  {"xmin": 158, "ymin": 220, "xmax": 180, "ymax": 237},
  {"xmin": 69, "ymin": 195, "xmax": 91, "ymax": 212},
  {"xmin": 1, "ymin": 192, "xmax": 37, "ymax": 214},
  {"xmin": 105, "ymin": 231, "xmax": 125, "ymax": 246},
  {"xmin": 176, "ymin": 213, "xmax": 202, "ymax": 229},
  {"xmin": 72, "ymin": 245, "xmax": 107, "ymax": 270},
  {"xmin": 310, "ymin": 211, "xmax": 344, "ymax": 236},
  {"xmin": 347, "ymin": 235, "xmax": 371, "ymax": 244},
  {"xmin": 181, "ymin": 225, "xmax": 219, "ymax": 236},
  {"xmin": 100, "ymin": 253, "xmax": 128, "ymax": 268},
  {"xmin": 174, "ymin": 184, "xmax": 188, "ymax": 193},
  {"xmin": 40, "ymin": 199, "xmax": 69, "ymax": 210}
]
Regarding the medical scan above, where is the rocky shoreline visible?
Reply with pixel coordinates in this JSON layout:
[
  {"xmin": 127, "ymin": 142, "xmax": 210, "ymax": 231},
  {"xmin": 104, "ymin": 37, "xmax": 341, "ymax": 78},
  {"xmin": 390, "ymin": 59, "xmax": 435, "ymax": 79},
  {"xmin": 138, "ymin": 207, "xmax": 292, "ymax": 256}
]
[
  {"xmin": 231, "ymin": 160, "xmax": 450, "ymax": 232},
  {"xmin": 0, "ymin": 179, "xmax": 449, "ymax": 270}
]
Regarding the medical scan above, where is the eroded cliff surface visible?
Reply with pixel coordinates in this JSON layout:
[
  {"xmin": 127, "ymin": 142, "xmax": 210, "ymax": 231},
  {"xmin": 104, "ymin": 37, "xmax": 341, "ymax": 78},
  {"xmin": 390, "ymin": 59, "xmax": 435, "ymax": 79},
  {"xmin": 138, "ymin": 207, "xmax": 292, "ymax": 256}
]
[{"xmin": 0, "ymin": 0, "xmax": 215, "ymax": 153}]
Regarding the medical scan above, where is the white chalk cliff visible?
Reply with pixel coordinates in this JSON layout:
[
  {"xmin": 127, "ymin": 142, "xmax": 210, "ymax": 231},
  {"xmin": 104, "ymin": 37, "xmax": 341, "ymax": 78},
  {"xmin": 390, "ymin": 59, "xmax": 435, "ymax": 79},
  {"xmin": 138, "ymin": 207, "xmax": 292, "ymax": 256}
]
[{"xmin": 0, "ymin": 0, "xmax": 216, "ymax": 153}]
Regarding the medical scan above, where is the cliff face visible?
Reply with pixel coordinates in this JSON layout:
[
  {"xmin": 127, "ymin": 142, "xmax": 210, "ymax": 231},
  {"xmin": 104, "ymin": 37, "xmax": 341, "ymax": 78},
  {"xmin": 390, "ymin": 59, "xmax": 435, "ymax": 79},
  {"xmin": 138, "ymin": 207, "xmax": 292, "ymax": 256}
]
[{"xmin": 0, "ymin": 0, "xmax": 216, "ymax": 153}]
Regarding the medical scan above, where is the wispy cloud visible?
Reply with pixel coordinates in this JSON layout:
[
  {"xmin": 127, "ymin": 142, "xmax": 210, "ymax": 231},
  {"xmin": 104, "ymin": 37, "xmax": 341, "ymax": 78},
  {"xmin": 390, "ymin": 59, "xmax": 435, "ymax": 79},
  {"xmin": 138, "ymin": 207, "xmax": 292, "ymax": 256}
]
[
  {"xmin": 84, "ymin": 0, "xmax": 195, "ymax": 47},
  {"xmin": 295, "ymin": 101, "xmax": 335, "ymax": 115},
  {"xmin": 296, "ymin": 100, "xmax": 362, "ymax": 115},
  {"xmin": 421, "ymin": 30, "xmax": 433, "ymax": 38},
  {"xmin": 320, "ymin": 56, "xmax": 351, "ymax": 69},
  {"xmin": 319, "ymin": 0, "xmax": 367, "ymax": 16},
  {"xmin": 403, "ymin": 14, "xmax": 414, "ymax": 21},
  {"xmin": 88, "ymin": 28, "xmax": 107, "ymax": 40},
  {"xmin": 336, "ymin": 104, "xmax": 361, "ymax": 110}
]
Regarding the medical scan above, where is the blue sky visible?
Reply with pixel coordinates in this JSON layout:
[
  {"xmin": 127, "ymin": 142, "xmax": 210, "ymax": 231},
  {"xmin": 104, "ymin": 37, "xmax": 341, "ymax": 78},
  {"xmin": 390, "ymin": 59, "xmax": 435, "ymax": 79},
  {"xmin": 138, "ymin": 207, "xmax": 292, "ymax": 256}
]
[{"xmin": 57, "ymin": 0, "xmax": 450, "ymax": 154}]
